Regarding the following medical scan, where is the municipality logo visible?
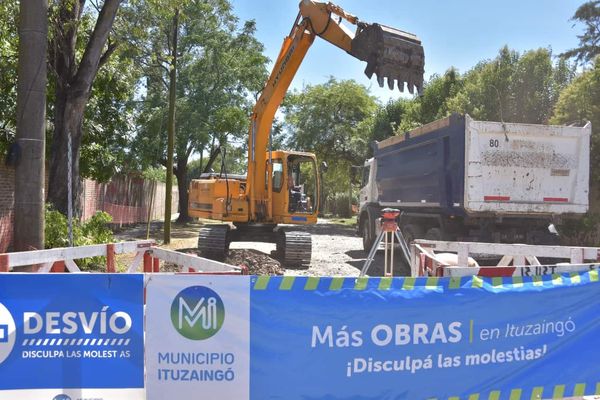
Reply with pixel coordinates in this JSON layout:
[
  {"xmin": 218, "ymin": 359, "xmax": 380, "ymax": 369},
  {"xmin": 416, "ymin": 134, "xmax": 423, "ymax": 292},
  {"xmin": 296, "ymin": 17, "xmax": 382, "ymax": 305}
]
[
  {"xmin": 0, "ymin": 302, "xmax": 16, "ymax": 365},
  {"xmin": 171, "ymin": 286, "xmax": 225, "ymax": 340},
  {"xmin": 52, "ymin": 395, "xmax": 71, "ymax": 400}
]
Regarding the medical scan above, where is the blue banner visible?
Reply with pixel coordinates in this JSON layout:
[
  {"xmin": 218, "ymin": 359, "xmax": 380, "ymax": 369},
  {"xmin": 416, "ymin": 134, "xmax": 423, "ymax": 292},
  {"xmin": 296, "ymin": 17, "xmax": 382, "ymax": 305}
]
[
  {"xmin": 0, "ymin": 274, "xmax": 144, "ymax": 398},
  {"xmin": 250, "ymin": 272, "xmax": 600, "ymax": 400}
]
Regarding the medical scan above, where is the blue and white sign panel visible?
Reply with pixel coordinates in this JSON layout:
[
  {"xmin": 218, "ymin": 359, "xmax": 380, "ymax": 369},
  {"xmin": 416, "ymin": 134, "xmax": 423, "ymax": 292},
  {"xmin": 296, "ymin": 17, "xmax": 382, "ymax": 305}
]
[
  {"xmin": 145, "ymin": 275, "xmax": 250, "ymax": 400},
  {"xmin": 251, "ymin": 273, "xmax": 600, "ymax": 399},
  {"xmin": 0, "ymin": 274, "xmax": 144, "ymax": 400},
  {"xmin": 144, "ymin": 272, "xmax": 600, "ymax": 399}
]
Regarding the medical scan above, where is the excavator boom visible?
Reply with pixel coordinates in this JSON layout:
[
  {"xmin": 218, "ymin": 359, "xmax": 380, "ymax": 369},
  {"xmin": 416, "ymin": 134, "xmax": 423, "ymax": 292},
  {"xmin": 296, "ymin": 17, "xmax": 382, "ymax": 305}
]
[
  {"xmin": 299, "ymin": 0, "xmax": 425, "ymax": 93},
  {"xmin": 189, "ymin": 0, "xmax": 425, "ymax": 266}
]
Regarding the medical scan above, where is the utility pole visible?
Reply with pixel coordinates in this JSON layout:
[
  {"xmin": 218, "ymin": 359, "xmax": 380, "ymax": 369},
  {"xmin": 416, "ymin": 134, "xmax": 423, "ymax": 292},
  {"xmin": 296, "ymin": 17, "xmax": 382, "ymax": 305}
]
[
  {"xmin": 164, "ymin": 9, "xmax": 179, "ymax": 244},
  {"xmin": 14, "ymin": 0, "xmax": 48, "ymax": 252}
]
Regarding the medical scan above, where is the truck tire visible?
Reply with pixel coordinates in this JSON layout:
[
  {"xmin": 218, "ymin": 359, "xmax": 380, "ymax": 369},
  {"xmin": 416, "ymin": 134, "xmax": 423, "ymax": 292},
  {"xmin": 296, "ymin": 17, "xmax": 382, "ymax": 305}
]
[{"xmin": 362, "ymin": 210, "xmax": 376, "ymax": 253}]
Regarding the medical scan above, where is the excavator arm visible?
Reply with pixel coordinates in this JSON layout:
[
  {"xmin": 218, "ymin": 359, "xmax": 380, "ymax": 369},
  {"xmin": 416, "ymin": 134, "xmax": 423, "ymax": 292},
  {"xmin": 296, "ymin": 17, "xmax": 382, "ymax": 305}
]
[{"xmin": 246, "ymin": 0, "xmax": 425, "ymax": 221}]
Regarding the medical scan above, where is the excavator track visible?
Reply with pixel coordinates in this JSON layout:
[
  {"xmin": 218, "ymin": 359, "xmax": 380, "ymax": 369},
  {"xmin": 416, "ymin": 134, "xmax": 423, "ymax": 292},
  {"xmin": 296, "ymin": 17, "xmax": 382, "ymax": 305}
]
[
  {"xmin": 278, "ymin": 230, "xmax": 312, "ymax": 268},
  {"xmin": 198, "ymin": 224, "xmax": 230, "ymax": 259}
]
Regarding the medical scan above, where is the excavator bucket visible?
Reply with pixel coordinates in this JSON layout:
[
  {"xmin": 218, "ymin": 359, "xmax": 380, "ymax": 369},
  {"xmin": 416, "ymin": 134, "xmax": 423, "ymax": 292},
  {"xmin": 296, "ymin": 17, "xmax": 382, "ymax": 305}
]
[{"xmin": 351, "ymin": 23, "xmax": 425, "ymax": 94}]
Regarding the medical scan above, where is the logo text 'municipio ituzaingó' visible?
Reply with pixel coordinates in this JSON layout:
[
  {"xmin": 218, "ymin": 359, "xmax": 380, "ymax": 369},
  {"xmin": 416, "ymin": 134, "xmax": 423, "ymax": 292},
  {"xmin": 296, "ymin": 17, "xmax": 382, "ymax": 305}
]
[{"xmin": 171, "ymin": 286, "xmax": 225, "ymax": 340}]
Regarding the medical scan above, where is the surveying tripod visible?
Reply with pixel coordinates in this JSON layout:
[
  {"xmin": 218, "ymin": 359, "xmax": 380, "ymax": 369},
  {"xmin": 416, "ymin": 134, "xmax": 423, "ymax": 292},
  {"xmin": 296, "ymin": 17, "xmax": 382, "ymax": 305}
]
[{"xmin": 360, "ymin": 208, "xmax": 411, "ymax": 277}]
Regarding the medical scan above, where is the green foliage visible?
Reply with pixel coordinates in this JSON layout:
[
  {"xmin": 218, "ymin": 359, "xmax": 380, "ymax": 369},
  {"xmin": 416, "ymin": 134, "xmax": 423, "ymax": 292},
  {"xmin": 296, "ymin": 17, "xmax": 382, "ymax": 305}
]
[
  {"xmin": 129, "ymin": 0, "xmax": 267, "ymax": 220},
  {"xmin": 370, "ymin": 99, "xmax": 412, "ymax": 145},
  {"xmin": 284, "ymin": 78, "xmax": 377, "ymax": 198},
  {"xmin": 0, "ymin": 1, "xmax": 138, "ymax": 178},
  {"xmin": 369, "ymin": 47, "xmax": 574, "ymax": 148},
  {"xmin": 325, "ymin": 192, "xmax": 354, "ymax": 218},
  {"xmin": 45, "ymin": 206, "xmax": 115, "ymax": 271},
  {"xmin": 561, "ymin": 1, "xmax": 600, "ymax": 64},
  {"xmin": 550, "ymin": 59, "xmax": 600, "ymax": 240},
  {"xmin": 80, "ymin": 49, "xmax": 139, "ymax": 181},
  {"xmin": 130, "ymin": 0, "xmax": 267, "ymax": 169},
  {"xmin": 444, "ymin": 47, "xmax": 571, "ymax": 124},
  {"xmin": 559, "ymin": 214, "xmax": 600, "ymax": 246},
  {"xmin": 551, "ymin": 60, "xmax": 600, "ymax": 182},
  {"xmin": 142, "ymin": 167, "xmax": 168, "ymax": 182},
  {"xmin": 551, "ymin": 59, "xmax": 600, "ymax": 127},
  {"xmin": 419, "ymin": 67, "xmax": 464, "ymax": 123}
]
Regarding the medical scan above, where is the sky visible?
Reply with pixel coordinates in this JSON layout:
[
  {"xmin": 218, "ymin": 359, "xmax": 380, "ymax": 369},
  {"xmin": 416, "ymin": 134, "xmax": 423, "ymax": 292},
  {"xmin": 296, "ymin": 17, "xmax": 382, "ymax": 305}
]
[{"xmin": 230, "ymin": 0, "xmax": 584, "ymax": 103}]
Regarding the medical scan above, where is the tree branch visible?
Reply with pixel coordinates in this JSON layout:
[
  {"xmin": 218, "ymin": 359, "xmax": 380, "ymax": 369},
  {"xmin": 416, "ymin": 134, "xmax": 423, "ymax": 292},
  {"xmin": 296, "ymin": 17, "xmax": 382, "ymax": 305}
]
[
  {"xmin": 71, "ymin": 0, "xmax": 123, "ymax": 97},
  {"xmin": 98, "ymin": 39, "xmax": 119, "ymax": 69}
]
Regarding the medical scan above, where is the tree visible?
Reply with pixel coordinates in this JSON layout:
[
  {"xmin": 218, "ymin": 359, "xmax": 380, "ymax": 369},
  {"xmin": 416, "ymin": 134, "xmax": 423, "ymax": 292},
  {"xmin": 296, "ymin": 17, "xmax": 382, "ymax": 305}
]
[
  {"xmin": 131, "ymin": 0, "xmax": 267, "ymax": 225},
  {"xmin": 446, "ymin": 47, "xmax": 519, "ymax": 122},
  {"xmin": 283, "ymin": 78, "xmax": 377, "ymax": 197},
  {"xmin": 1, "ymin": 1, "xmax": 136, "ymax": 180},
  {"xmin": 47, "ymin": 0, "xmax": 124, "ymax": 216},
  {"xmin": 419, "ymin": 67, "xmax": 464, "ymax": 124},
  {"xmin": 443, "ymin": 47, "xmax": 572, "ymax": 124},
  {"xmin": 562, "ymin": 1, "xmax": 600, "ymax": 64},
  {"xmin": 369, "ymin": 99, "xmax": 412, "ymax": 145},
  {"xmin": 551, "ymin": 60, "xmax": 600, "ymax": 182}
]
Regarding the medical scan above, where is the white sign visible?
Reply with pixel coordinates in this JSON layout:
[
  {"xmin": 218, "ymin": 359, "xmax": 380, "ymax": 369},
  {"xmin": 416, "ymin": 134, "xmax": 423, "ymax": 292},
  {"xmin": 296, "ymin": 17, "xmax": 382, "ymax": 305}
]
[{"xmin": 145, "ymin": 275, "xmax": 250, "ymax": 400}]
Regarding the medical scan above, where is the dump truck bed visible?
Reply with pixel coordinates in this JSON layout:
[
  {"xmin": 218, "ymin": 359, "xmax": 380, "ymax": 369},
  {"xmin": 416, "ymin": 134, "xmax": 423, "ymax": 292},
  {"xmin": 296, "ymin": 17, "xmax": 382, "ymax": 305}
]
[{"xmin": 375, "ymin": 114, "xmax": 590, "ymax": 217}]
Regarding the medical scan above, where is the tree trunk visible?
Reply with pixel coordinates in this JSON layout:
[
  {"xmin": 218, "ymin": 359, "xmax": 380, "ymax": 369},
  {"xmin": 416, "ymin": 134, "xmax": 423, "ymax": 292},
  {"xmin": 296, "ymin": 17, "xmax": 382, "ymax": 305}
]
[
  {"xmin": 175, "ymin": 157, "xmax": 190, "ymax": 223},
  {"xmin": 48, "ymin": 88, "xmax": 87, "ymax": 216},
  {"xmin": 202, "ymin": 146, "xmax": 221, "ymax": 173},
  {"xmin": 47, "ymin": 0, "xmax": 122, "ymax": 216},
  {"xmin": 164, "ymin": 9, "xmax": 179, "ymax": 243}
]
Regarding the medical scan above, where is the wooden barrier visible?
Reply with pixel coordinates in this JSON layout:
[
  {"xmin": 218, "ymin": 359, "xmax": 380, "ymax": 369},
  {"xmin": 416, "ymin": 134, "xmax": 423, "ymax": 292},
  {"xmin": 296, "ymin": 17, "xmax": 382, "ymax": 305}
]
[{"xmin": 0, "ymin": 240, "xmax": 244, "ymax": 275}]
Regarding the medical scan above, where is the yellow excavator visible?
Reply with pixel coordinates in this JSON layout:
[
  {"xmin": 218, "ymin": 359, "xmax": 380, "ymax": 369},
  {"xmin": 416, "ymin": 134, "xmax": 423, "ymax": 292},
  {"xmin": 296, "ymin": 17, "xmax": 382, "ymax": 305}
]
[{"xmin": 188, "ymin": 0, "xmax": 425, "ymax": 266}]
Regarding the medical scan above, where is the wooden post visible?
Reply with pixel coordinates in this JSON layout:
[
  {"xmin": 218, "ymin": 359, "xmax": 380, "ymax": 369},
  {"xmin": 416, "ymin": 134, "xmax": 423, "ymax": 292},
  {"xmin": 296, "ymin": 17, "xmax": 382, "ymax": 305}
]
[
  {"xmin": 0, "ymin": 254, "xmax": 9, "ymax": 272},
  {"xmin": 50, "ymin": 261, "xmax": 65, "ymax": 272},
  {"xmin": 106, "ymin": 243, "xmax": 115, "ymax": 272},
  {"xmin": 143, "ymin": 252, "xmax": 152, "ymax": 272}
]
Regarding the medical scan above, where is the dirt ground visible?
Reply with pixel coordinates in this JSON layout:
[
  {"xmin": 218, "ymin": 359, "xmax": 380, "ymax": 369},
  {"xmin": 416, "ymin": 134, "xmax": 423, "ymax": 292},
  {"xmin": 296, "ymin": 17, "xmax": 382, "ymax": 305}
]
[{"xmin": 114, "ymin": 218, "xmax": 411, "ymax": 276}]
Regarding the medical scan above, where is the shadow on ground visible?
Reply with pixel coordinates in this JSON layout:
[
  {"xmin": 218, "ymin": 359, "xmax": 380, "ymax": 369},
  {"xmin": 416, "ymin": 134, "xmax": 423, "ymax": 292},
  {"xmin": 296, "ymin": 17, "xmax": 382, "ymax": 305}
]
[
  {"xmin": 345, "ymin": 249, "xmax": 411, "ymax": 277},
  {"xmin": 114, "ymin": 221, "xmax": 202, "ymax": 242}
]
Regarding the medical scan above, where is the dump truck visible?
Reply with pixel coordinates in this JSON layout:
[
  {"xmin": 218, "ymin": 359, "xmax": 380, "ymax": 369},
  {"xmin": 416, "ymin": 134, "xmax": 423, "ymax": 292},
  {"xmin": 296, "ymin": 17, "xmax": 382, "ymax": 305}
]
[
  {"xmin": 358, "ymin": 113, "xmax": 591, "ymax": 251},
  {"xmin": 188, "ymin": 0, "xmax": 425, "ymax": 266}
]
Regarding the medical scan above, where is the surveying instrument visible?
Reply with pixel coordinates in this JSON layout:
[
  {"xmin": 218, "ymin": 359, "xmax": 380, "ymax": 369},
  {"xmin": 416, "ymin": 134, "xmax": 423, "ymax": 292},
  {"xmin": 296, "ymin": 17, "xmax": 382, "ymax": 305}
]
[{"xmin": 360, "ymin": 208, "xmax": 411, "ymax": 277}]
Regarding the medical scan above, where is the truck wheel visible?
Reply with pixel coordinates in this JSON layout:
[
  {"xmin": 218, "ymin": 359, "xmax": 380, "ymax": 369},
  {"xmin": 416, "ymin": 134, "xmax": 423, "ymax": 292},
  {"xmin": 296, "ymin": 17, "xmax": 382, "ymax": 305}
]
[
  {"xmin": 362, "ymin": 211, "xmax": 376, "ymax": 252},
  {"xmin": 425, "ymin": 227, "xmax": 443, "ymax": 241}
]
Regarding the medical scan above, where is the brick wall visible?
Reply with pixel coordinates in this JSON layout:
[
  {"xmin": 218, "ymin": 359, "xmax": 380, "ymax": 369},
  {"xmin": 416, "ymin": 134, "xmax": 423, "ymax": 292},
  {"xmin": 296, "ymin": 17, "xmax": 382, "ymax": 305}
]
[
  {"xmin": 0, "ymin": 164, "xmax": 179, "ymax": 252},
  {"xmin": 82, "ymin": 176, "xmax": 179, "ymax": 226},
  {"xmin": 0, "ymin": 165, "xmax": 15, "ymax": 252}
]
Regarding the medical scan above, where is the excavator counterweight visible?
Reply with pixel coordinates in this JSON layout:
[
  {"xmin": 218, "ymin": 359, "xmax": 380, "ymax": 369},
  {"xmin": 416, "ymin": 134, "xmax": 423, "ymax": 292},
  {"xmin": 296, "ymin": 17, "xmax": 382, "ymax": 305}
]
[{"xmin": 351, "ymin": 23, "xmax": 425, "ymax": 94}]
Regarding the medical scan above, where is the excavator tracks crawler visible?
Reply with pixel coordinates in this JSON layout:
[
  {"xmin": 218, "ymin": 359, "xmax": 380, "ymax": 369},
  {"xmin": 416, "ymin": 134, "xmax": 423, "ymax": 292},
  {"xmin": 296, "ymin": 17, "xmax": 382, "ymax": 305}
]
[
  {"xmin": 278, "ymin": 230, "xmax": 312, "ymax": 268},
  {"xmin": 198, "ymin": 224, "xmax": 230, "ymax": 259}
]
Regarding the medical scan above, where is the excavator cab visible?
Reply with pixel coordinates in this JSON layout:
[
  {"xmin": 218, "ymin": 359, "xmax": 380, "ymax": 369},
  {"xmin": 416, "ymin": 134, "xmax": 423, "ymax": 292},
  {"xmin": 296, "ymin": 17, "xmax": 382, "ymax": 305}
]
[{"xmin": 270, "ymin": 151, "xmax": 319, "ymax": 224}]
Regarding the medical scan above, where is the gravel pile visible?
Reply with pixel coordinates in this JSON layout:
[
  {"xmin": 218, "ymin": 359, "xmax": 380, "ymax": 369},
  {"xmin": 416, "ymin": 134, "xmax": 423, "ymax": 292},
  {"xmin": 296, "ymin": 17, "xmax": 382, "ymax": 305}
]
[{"xmin": 226, "ymin": 249, "xmax": 285, "ymax": 275}]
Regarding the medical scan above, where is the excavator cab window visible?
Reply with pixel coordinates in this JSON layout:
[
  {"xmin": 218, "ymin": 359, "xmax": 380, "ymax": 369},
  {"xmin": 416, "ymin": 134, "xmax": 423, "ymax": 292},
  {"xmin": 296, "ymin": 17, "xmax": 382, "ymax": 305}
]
[
  {"xmin": 287, "ymin": 155, "xmax": 317, "ymax": 214},
  {"xmin": 271, "ymin": 159, "xmax": 283, "ymax": 192}
]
